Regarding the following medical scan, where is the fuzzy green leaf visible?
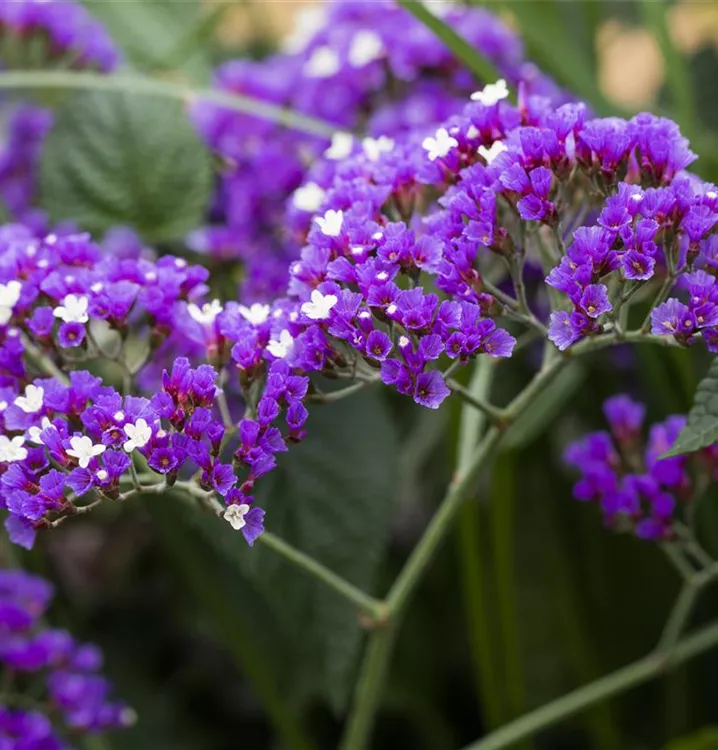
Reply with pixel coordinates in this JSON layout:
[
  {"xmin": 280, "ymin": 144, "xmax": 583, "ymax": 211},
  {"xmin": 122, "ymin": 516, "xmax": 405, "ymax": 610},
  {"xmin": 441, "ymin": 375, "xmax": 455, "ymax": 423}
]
[
  {"xmin": 664, "ymin": 358, "xmax": 718, "ymax": 457},
  {"xmin": 39, "ymin": 90, "xmax": 212, "ymax": 242}
]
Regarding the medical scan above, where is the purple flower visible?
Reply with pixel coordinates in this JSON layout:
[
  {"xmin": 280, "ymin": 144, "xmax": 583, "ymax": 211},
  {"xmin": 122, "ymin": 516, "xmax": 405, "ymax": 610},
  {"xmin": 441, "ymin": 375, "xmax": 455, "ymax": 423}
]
[{"xmin": 413, "ymin": 371, "xmax": 450, "ymax": 409}]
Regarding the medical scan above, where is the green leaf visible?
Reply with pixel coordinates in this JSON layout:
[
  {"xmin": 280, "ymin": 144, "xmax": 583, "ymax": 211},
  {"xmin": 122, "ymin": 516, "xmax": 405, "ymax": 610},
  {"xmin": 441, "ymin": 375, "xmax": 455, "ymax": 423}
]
[
  {"xmin": 502, "ymin": 362, "xmax": 586, "ymax": 450},
  {"xmin": 396, "ymin": 0, "xmax": 505, "ymax": 89},
  {"xmin": 188, "ymin": 390, "xmax": 400, "ymax": 713},
  {"xmin": 664, "ymin": 357, "xmax": 718, "ymax": 457},
  {"xmin": 82, "ymin": 0, "xmax": 213, "ymax": 83},
  {"xmin": 39, "ymin": 90, "xmax": 212, "ymax": 242},
  {"xmin": 665, "ymin": 727, "xmax": 718, "ymax": 750}
]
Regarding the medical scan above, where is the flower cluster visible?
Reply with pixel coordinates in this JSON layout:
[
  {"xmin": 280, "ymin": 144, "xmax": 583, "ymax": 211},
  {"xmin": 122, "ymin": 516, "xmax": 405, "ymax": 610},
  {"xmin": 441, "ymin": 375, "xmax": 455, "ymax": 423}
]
[
  {"xmin": 0, "ymin": 568, "xmax": 133, "ymax": 747},
  {"xmin": 0, "ymin": 227, "xmax": 323, "ymax": 546},
  {"xmin": 190, "ymin": 0, "xmax": 567, "ymax": 301},
  {"xmin": 564, "ymin": 395, "xmax": 717, "ymax": 540}
]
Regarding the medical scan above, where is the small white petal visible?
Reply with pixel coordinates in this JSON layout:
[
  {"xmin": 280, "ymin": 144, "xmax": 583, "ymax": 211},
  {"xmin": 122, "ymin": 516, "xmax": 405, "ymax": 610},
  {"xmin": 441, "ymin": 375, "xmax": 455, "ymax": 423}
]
[
  {"xmin": 422, "ymin": 128, "xmax": 458, "ymax": 162},
  {"xmin": 238, "ymin": 303, "xmax": 271, "ymax": 326},
  {"xmin": 470, "ymin": 79, "xmax": 509, "ymax": 106},
  {"xmin": 188, "ymin": 299, "xmax": 223, "ymax": 326},
  {"xmin": 478, "ymin": 141, "xmax": 507, "ymax": 164},
  {"xmin": 304, "ymin": 46, "xmax": 340, "ymax": 78},
  {"xmin": 301, "ymin": 290, "xmax": 338, "ymax": 321},
  {"xmin": 292, "ymin": 183, "xmax": 325, "ymax": 213},
  {"xmin": 223, "ymin": 503, "xmax": 251, "ymax": 531},
  {"xmin": 324, "ymin": 133, "xmax": 354, "ymax": 161},
  {"xmin": 267, "ymin": 330, "xmax": 294, "ymax": 359},
  {"xmin": 348, "ymin": 30, "xmax": 384, "ymax": 68},
  {"xmin": 315, "ymin": 209, "xmax": 344, "ymax": 237},
  {"xmin": 14, "ymin": 385, "xmax": 44, "ymax": 414}
]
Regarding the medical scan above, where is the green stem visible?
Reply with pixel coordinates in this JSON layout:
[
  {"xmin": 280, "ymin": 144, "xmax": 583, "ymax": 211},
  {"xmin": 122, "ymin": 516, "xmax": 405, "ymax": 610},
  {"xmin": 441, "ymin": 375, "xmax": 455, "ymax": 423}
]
[
  {"xmin": 447, "ymin": 376, "xmax": 505, "ymax": 425},
  {"xmin": 491, "ymin": 454, "xmax": 524, "ymax": 722},
  {"xmin": 396, "ymin": 0, "xmax": 507, "ymax": 91},
  {"xmin": 460, "ymin": 621, "xmax": 718, "ymax": 750},
  {"xmin": 0, "ymin": 70, "xmax": 335, "ymax": 137},
  {"xmin": 339, "ymin": 625, "xmax": 398, "ymax": 750},
  {"xmin": 258, "ymin": 532, "xmax": 387, "ymax": 624},
  {"xmin": 387, "ymin": 426, "xmax": 503, "ymax": 617},
  {"xmin": 457, "ymin": 361, "xmax": 504, "ymax": 727},
  {"xmin": 570, "ymin": 330, "xmax": 683, "ymax": 356}
]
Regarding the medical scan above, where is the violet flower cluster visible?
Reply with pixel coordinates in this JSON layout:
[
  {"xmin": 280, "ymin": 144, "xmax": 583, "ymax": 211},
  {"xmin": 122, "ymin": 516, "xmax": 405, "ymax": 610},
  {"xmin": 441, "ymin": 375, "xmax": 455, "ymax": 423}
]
[
  {"xmin": 0, "ymin": 227, "xmax": 322, "ymax": 548},
  {"xmin": 0, "ymin": 568, "xmax": 132, "ymax": 748},
  {"xmin": 190, "ymin": 0, "xmax": 568, "ymax": 302},
  {"xmin": 565, "ymin": 395, "xmax": 718, "ymax": 540}
]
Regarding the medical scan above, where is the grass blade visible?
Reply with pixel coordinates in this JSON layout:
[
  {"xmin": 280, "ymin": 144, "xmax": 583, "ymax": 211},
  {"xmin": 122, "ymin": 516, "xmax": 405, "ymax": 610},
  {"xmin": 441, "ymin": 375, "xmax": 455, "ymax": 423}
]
[{"xmin": 397, "ymin": 0, "xmax": 506, "ymax": 90}]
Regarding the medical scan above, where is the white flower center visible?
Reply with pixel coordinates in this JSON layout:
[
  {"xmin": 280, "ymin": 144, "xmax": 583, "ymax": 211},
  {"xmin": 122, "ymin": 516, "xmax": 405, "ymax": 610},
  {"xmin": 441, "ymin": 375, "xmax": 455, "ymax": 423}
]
[
  {"xmin": 224, "ymin": 503, "xmax": 251, "ymax": 531},
  {"xmin": 315, "ymin": 209, "xmax": 344, "ymax": 237},
  {"xmin": 422, "ymin": 128, "xmax": 458, "ymax": 162},
  {"xmin": 14, "ymin": 384, "xmax": 44, "ymax": 414},
  {"xmin": 123, "ymin": 419, "xmax": 152, "ymax": 453},
  {"xmin": 53, "ymin": 294, "xmax": 89, "ymax": 324},
  {"xmin": 301, "ymin": 289, "xmax": 338, "ymax": 321},
  {"xmin": 292, "ymin": 183, "xmax": 325, "ymax": 212},
  {"xmin": 66, "ymin": 435, "xmax": 107, "ymax": 469},
  {"xmin": 470, "ymin": 79, "xmax": 509, "ymax": 106},
  {"xmin": 238, "ymin": 303, "xmax": 271, "ymax": 325}
]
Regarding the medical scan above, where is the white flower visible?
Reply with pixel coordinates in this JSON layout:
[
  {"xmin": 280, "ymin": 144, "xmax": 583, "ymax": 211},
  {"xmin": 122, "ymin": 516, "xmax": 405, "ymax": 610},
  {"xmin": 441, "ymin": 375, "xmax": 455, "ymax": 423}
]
[
  {"xmin": 238, "ymin": 303, "xmax": 271, "ymax": 326},
  {"xmin": 470, "ymin": 78, "xmax": 509, "ymax": 106},
  {"xmin": 348, "ymin": 30, "xmax": 384, "ymax": 68},
  {"xmin": 0, "ymin": 280, "xmax": 21, "ymax": 326},
  {"xmin": 304, "ymin": 46, "xmax": 340, "ymax": 78},
  {"xmin": 187, "ymin": 299, "xmax": 223, "ymax": 326},
  {"xmin": 282, "ymin": 6, "xmax": 326, "ymax": 53},
  {"xmin": 292, "ymin": 183, "xmax": 325, "ymax": 212},
  {"xmin": 53, "ymin": 294, "xmax": 89, "ymax": 324},
  {"xmin": 362, "ymin": 136, "xmax": 395, "ymax": 162},
  {"xmin": 422, "ymin": 128, "xmax": 458, "ymax": 161},
  {"xmin": 66, "ymin": 435, "xmax": 106, "ymax": 469},
  {"xmin": 478, "ymin": 141, "xmax": 508, "ymax": 164},
  {"xmin": 422, "ymin": 0, "xmax": 455, "ymax": 18},
  {"xmin": 123, "ymin": 419, "xmax": 152, "ymax": 453},
  {"xmin": 0, "ymin": 280, "xmax": 22, "ymax": 308},
  {"xmin": 324, "ymin": 132, "xmax": 354, "ymax": 161},
  {"xmin": 315, "ymin": 209, "xmax": 344, "ymax": 237},
  {"xmin": 267, "ymin": 330, "xmax": 294, "ymax": 359},
  {"xmin": 301, "ymin": 289, "xmax": 338, "ymax": 321},
  {"xmin": 14, "ymin": 385, "xmax": 44, "ymax": 414},
  {"xmin": 28, "ymin": 417, "xmax": 52, "ymax": 445},
  {"xmin": 707, "ymin": 191, "xmax": 718, "ymax": 200},
  {"xmin": 224, "ymin": 503, "xmax": 251, "ymax": 531},
  {"xmin": 0, "ymin": 435, "xmax": 27, "ymax": 463}
]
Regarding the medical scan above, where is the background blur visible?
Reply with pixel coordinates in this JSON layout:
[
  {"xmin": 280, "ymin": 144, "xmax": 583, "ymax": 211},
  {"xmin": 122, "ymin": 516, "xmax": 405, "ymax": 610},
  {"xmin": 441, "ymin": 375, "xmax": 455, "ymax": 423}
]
[{"xmin": 9, "ymin": 2, "xmax": 718, "ymax": 749}]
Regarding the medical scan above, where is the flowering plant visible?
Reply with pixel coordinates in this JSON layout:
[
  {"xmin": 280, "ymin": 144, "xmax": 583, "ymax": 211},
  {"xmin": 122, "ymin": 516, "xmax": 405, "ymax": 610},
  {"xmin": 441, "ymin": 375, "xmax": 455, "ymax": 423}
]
[{"xmin": 1, "ymin": 1, "xmax": 718, "ymax": 749}]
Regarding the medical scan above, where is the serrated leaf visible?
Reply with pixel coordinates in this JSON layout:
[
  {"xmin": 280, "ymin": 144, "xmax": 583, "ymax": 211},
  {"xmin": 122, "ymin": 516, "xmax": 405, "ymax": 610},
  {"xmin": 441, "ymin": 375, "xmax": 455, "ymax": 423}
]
[
  {"xmin": 82, "ymin": 0, "xmax": 213, "ymax": 83},
  {"xmin": 39, "ymin": 90, "xmax": 212, "ymax": 242},
  {"xmin": 184, "ymin": 390, "xmax": 399, "ymax": 713},
  {"xmin": 664, "ymin": 357, "xmax": 718, "ymax": 457}
]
